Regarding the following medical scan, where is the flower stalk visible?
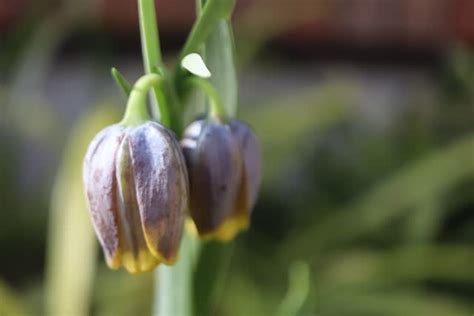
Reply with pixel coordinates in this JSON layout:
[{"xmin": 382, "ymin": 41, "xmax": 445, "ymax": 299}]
[
  {"xmin": 121, "ymin": 73, "xmax": 162, "ymax": 126},
  {"xmin": 138, "ymin": 0, "xmax": 171, "ymax": 127},
  {"xmin": 46, "ymin": 0, "xmax": 248, "ymax": 312},
  {"xmin": 135, "ymin": 0, "xmax": 201, "ymax": 314},
  {"xmin": 185, "ymin": 77, "xmax": 227, "ymax": 120}
]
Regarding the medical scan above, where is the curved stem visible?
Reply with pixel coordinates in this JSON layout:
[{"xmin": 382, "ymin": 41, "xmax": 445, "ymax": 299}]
[
  {"xmin": 138, "ymin": 0, "xmax": 171, "ymax": 127},
  {"xmin": 121, "ymin": 74, "xmax": 162, "ymax": 126},
  {"xmin": 185, "ymin": 77, "xmax": 227, "ymax": 120}
]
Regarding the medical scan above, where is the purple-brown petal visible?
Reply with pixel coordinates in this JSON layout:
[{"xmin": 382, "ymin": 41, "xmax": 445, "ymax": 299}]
[
  {"xmin": 128, "ymin": 122, "xmax": 187, "ymax": 263},
  {"xmin": 114, "ymin": 132, "xmax": 160, "ymax": 273},
  {"xmin": 230, "ymin": 120, "xmax": 262, "ymax": 212},
  {"xmin": 182, "ymin": 121, "xmax": 242, "ymax": 235},
  {"xmin": 83, "ymin": 124, "xmax": 124, "ymax": 269}
]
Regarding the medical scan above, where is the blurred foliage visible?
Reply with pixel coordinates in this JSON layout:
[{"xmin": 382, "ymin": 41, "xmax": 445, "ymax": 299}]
[
  {"xmin": 0, "ymin": 280, "xmax": 31, "ymax": 316},
  {"xmin": 1, "ymin": 4, "xmax": 474, "ymax": 316},
  {"xmin": 275, "ymin": 261, "xmax": 310, "ymax": 316},
  {"xmin": 45, "ymin": 104, "xmax": 120, "ymax": 315}
]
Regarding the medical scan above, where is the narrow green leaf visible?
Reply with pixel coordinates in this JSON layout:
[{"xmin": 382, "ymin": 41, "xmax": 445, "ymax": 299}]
[
  {"xmin": 180, "ymin": 0, "xmax": 235, "ymax": 58},
  {"xmin": 204, "ymin": 19, "xmax": 238, "ymax": 116},
  {"xmin": 111, "ymin": 67, "xmax": 132, "ymax": 97},
  {"xmin": 193, "ymin": 242, "xmax": 234, "ymax": 316}
]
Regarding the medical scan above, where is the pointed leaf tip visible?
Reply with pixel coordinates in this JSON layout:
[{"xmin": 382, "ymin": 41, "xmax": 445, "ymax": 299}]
[
  {"xmin": 111, "ymin": 67, "xmax": 133, "ymax": 97},
  {"xmin": 181, "ymin": 53, "xmax": 212, "ymax": 78}
]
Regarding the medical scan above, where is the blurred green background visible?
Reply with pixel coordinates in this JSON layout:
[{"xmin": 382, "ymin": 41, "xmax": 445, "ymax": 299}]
[{"xmin": 1, "ymin": 0, "xmax": 474, "ymax": 315}]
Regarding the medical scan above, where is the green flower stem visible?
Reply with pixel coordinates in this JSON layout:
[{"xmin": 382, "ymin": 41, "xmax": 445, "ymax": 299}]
[
  {"xmin": 180, "ymin": 0, "xmax": 235, "ymax": 59},
  {"xmin": 121, "ymin": 74, "xmax": 162, "ymax": 126},
  {"xmin": 151, "ymin": 1, "xmax": 235, "ymax": 315},
  {"xmin": 138, "ymin": 0, "xmax": 161, "ymax": 67},
  {"xmin": 157, "ymin": 67, "xmax": 183, "ymax": 135},
  {"xmin": 186, "ymin": 77, "xmax": 227, "ymax": 120},
  {"xmin": 196, "ymin": 0, "xmax": 203, "ymax": 16},
  {"xmin": 138, "ymin": 0, "xmax": 171, "ymax": 127},
  {"xmin": 154, "ymin": 232, "xmax": 201, "ymax": 316}
]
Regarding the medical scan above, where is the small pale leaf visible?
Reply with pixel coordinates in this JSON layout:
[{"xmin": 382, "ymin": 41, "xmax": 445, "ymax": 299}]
[{"xmin": 181, "ymin": 53, "xmax": 212, "ymax": 78}]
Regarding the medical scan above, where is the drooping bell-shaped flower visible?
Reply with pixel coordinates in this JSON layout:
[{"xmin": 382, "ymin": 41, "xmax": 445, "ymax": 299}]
[
  {"xmin": 182, "ymin": 116, "xmax": 261, "ymax": 241},
  {"xmin": 83, "ymin": 74, "xmax": 188, "ymax": 273}
]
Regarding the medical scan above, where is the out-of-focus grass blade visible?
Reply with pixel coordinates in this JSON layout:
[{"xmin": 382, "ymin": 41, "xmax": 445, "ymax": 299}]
[
  {"xmin": 281, "ymin": 134, "xmax": 474, "ymax": 260},
  {"xmin": 404, "ymin": 198, "xmax": 443, "ymax": 243},
  {"xmin": 315, "ymin": 289, "xmax": 473, "ymax": 316},
  {"xmin": 313, "ymin": 245, "xmax": 474, "ymax": 294},
  {"xmin": 240, "ymin": 83, "xmax": 354, "ymax": 183},
  {"xmin": 45, "ymin": 103, "xmax": 120, "ymax": 316},
  {"xmin": 219, "ymin": 246, "xmax": 474, "ymax": 316},
  {"xmin": 193, "ymin": 241, "xmax": 234, "ymax": 316},
  {"xmin": 276, "ymin": 261, "xmax": 310, "ymax": 316}
]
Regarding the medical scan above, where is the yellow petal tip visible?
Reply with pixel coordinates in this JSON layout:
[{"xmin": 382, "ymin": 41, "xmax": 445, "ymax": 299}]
[{"xmin": 201, "ymin": 213, "xmax": 250, "ymax": 242}]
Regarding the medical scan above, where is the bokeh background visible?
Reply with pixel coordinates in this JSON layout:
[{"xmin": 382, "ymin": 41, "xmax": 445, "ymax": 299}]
[{"xmin": 1, "ymin": 0, "xmax": 474, "ymax": 315}]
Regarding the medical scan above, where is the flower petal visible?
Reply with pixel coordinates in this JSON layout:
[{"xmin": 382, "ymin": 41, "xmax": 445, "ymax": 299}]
[
  {"xmin": 230, "ymin": 120, "xmax": 262, "ymax": 212},
  {"xmin": 183, "ymin": 121, "xmax": 242, "ymax": 235},
  {"xmin": 128, "ymin": 122, "xmax": 187, "ymax": 263},
  {"xmin": 115, "ymin": 132, "xmax": 161, "ymax": 273},
  {"xmin": 83, "ymin": 124, "xmax": 124, "ymax": 269}
]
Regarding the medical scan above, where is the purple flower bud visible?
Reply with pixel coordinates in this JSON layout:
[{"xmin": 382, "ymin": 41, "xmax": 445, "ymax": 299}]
[
  {"xmin": 182, "ymin": 119, "xmax": 261, "ymax": 241},
  {"xmin": 83, "ymin": 122, "xmax": 188, "ymax": 274}
]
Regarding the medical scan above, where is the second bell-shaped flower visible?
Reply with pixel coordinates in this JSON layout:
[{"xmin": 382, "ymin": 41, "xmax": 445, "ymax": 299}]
[
  {"xmin": 83, "ymin": 121, "xmax": 188, "ymax": 274},
  {"xmin": 182, "ymin": 118, "xmax": 261, "ymax": 241}
]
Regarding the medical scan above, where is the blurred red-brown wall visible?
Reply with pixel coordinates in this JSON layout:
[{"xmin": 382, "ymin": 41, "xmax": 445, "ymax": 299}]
[{"xmin": 0, "ymin": 0, "xmax": 473, "ymax": 47}]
